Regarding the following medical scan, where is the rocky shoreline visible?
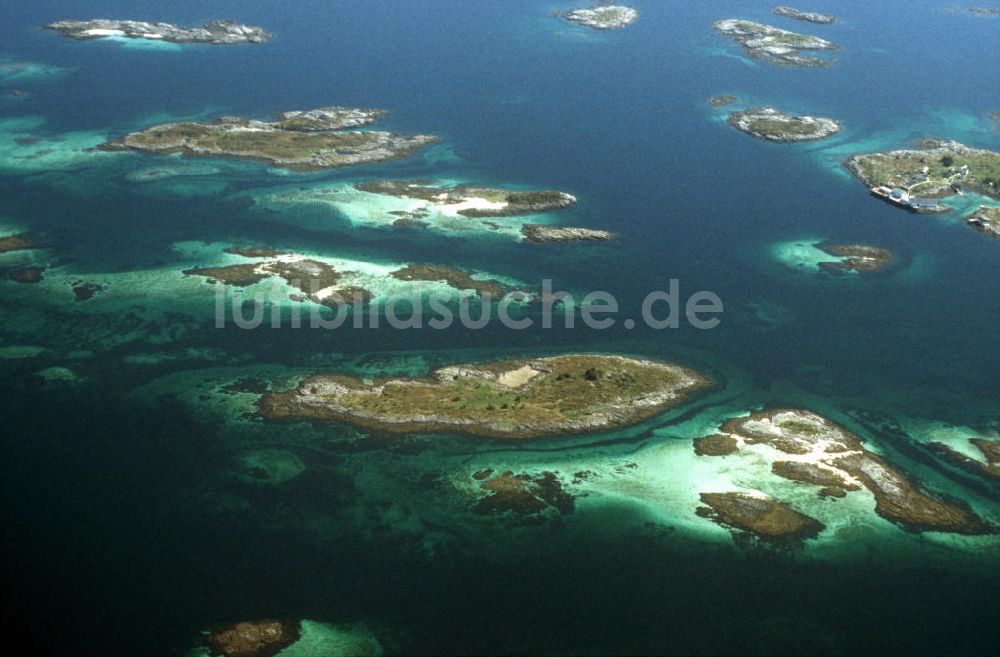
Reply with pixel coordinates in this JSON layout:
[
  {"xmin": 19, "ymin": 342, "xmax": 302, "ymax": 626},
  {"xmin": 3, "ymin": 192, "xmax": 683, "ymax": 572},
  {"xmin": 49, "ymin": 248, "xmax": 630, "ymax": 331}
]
[
  {"xmin": 101, "ymin": 107, "xmax": 437, "ymax": 171},
  {"xmin": 728, "ymin": 107, "xmax": 841, "ymax": 142},
  {"xmin": 714, "ymin": 19, "xmax": 838, "ymax": 67},
  {"xmin": 559, "ymin": 5, "xmax": 639, "ymax": 30},
  {"xmin": 258, "ymin": 354, "xmax": 711, "ymax": 440},
  {"xmin": 44, "ymin": 19, "xmax": 270, "ymax": 44},
  {"xmin": 771, "ymin": 6, "xmax": 836, "ymax": 25},
  {"xmin": 965, "ymin": 205, "xmax": 1000, "ymax": 239}
]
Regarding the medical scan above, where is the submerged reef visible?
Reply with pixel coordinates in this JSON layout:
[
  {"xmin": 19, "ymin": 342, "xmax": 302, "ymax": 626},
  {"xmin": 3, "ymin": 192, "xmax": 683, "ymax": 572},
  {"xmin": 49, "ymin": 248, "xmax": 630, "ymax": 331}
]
[
  {"xmin": 701, "ymin": 409, "xmax": 995, "ymax": 535},
  {"xmin": 45, "ymin": 19, "xmax": 270, "ymax": 44},
  {"xmin": 771, "ymin": 6, "xmax": 836, "ymax": 24},
  {"xmin": 101, "ymin": 108, "xmax": 437, "ymax": 171},
  {"xmin": 714, "ymin": 19, "xmax": 839, "ymax": 67},
  {"xmin": 817, "ymin": 243, "xmax": 894, "ymax": 273},
  {"xmin": 355, "ymin": 180, "xmax": 576, "ymax": 218},
  {"xmin": 728, "ymin": 107, "xmax": 841, "ymax": 142},
  {"xmin": 258, "ymin": 354, "xmax": 710, "ymax": 440},
  {"xmin": 472, "ymin": 470, "xmax": 575, "ymax": 516},
  {"xmin": 965, "ymin": 205, "xmax": 1000, "ymax": 239},
  {"xmin": 844, "ymin": 140, "xmax": 1000, "ymax": 208},
  {"xmin": 0, "ymin": 233, "xmax": 38, "ymax": 254},
  {"xmin": 558, "ymin": 5, "xmax": 639, "ymax": 30},
  {"xmin": 696, "ymin": 492, "xmax": 826, "ymax": 543}
]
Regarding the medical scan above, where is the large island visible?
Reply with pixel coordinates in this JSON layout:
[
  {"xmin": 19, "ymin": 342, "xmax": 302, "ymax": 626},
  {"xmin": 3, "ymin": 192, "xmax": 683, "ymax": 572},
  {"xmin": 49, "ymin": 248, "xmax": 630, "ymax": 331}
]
[
  {"xmin": 101, "ymin": 107, "xmax": 438, "ymax": 171},
  {"xmin": 258, "ymin": 354, "xmax": 711, "ymax": 440},
  {"xmin": 45, "ymin": 19, "xmax": 270, "ymax": 44},
  {"xmin": 714, "ymin": 19, "xmax": 839, "ymax": 67},
  {"xmin": 845, "ymin": 139, "xmax": 1000, "ymax": 212}
]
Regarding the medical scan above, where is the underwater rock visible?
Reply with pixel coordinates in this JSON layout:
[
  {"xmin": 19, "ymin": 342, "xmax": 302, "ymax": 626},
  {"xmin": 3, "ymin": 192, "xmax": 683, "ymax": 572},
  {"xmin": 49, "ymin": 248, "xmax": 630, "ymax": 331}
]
[
  {"xmin": 0, "ymin": 233, "xmax": 37, "ymax": 254},
  {"xmin": 8, "ymin": 266, "xmax": 44, "ymax": 283},
  {"xmin": 203, "ymin": 619, "xmax": 300, "ymax": 657},
  {"xmin": 183, "ymin": 264, "xmax": 270, "ymax": 287},
  {"xmin": 473, "ymin": 471, "xmax": 575, "ymax": 516},
  {"xmin": 728, "ymin": 107, "xmax": 841, "ymax": 142},
  {"xmin": 71, "ymin": 281, "xmax": 105, "ymax": 301},
  {"xmin": 714, "ymin": 19, "xmax": 839, "ymax": 67},
  {"xmin": 696, "ymin": 492, "xmax": 825, "ymax": 542},
  {"xmin": 234, "ymin": 449, "xmax": 306, "ymax": 486},
  {"xmin": 223, "ymin": 246, "xmax": 290, "ymax": 259},
  {"xmin": 693, "ymin": 434, "xmax": 739, "ymax": 456},
  {"xmin": 45, "ymin": 19, "xmax": 270, "ymax": 44},
  {"xmin": 101, "ymin": 109, "xmax": 437, "ymax": 172},
  {"xmin": 258, "ymin": 354, "xmax": 710, "ymax": 440},
  {"xmin": 924, "ymin": 440, "xmax": 1000, "ymax": 482}
]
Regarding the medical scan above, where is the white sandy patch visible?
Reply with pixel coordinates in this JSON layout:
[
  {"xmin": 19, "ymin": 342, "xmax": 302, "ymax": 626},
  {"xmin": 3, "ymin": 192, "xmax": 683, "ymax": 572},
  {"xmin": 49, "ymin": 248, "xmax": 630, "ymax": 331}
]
[
  {"xmin": 83, "ymin": 28, "xmax": 125, "ymax": 36},
  {"xmin": 497, "ymin": 365, "xmax": 542, "ymax": 388},
  {"xmin": 438, "ymin": 197, "xmax": 508, "ymax": 217}
]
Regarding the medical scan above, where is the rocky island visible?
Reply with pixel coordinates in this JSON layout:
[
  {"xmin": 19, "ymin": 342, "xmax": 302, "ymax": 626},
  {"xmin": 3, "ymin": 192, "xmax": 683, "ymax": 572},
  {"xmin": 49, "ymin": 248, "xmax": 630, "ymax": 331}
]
[
  {"xmin": 44, "ymin": 19, "xmax": 270, "ymax": 44},
  {"xmin": 845, "ymin": 140, "xmax": 1000, "ymax": 211},
  {"xmin": 965, "ymin": 205, "xmax": 1000, "ymax": 239},
  {"xmin": 708, "ymin": 95, "xmax": 738, "ymax": 108},
  {"xmin": 714, "ymin": 19, "xmax": 839, "ymax": 67},
  {"xmin": 355, "ymin": 180, "xmax": 577, "ymax": 218},
  {"xmin": 697, "ymin": 409, "xmax": 995, "ymax": 535},
  {"xmin": 101, "ymin": 107, "xmax": 437, "ymax": 171},
  {"xmin": 388, "ymin": 264, "xmax": 512, "ymax": 299},
  {"xmin": 521, "ymin": 225, "xmax": 615, "ymax": 243},
  {"xmin": 258, "ymin": 354, "xmax": 710, "ymax": 440},
  {"xmin": 559, "ymin": 5, "xmax": 639, "ymax": 30},
  {"xmin": 817, "ymin": 243, "xmax": 894, "ymax": 273},
  {"xmin": 771, "ymin": 6, "xmax": 837, "ymax": 24},
  {"xmin": 696, "ymin": 492, "xmax": 826, "ymax": 543},
  {"xmin": 728, "ymin": 107, "xmax": 841, "ymax": 142}
]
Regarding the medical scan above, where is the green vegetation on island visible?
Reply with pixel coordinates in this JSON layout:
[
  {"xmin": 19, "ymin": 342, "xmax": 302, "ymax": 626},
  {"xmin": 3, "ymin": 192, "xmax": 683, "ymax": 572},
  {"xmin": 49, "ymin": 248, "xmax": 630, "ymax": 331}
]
[
  {"xmin": 728, "ymin": 107, "xmax": 841, "ymax": 142},
  {"xmin": 258, "ymin": 354, "xmax": 711, "ymax": 440},
  {"xmin": 557, "ymin": 5, "xmax": 639, "ymax": 30},
  {"xmin": 714, "ymin": 19, "xmax": 839, "ymax": 67},
  {"xmin": 101, "ymin": 108, "xmax": 438, "ymax": 171},
  {"xmin": 355, "ymin": 180, "xmax": 577, "ymax": 218},
  {"xmin": 965, "ymin": 206, "xmax": 1000, "ymax": 239}
]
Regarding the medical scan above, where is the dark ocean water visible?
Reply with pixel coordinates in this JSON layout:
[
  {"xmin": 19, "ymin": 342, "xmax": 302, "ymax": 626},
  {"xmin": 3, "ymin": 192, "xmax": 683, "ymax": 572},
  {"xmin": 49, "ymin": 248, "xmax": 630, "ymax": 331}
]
[{"xmin": 2, "ymin": 1, "xmax": 999, "ymax": 655}]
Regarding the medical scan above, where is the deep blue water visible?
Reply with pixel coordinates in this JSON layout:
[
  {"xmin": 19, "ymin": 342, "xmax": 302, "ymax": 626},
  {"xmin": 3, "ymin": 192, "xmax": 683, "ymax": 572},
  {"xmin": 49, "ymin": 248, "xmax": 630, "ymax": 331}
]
[{"xmin": 2, "ymin": 1, "xmax": 999, "ymax": 655}]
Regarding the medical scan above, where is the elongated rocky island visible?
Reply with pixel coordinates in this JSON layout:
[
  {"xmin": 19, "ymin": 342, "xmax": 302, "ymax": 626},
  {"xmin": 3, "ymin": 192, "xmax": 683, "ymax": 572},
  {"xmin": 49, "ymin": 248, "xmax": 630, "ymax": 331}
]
[
  {"xmin": 845, "ymin": 140, "xmax": 1000, "ymax": 211},
  {"xmin": 771, "ymin": 6, "xmax": 837, "ymax": 24},
  {"xmin": 101, "ymin": 107, "xmax": 437, "ymax": 171},
  {"xmin": 696, "ymin": 409, "xmax": 995, "ymax": 535},
  {"xmin": 966, "ymin": 206, "xmax": 1000, "ymax": 239},
  {"xmin": 258, "ymin": 354, "xmax": 710, "ymax": 440},
  {"xmin": 44, "ymin": 19, "xmax": 270, "ymax": 44},
  {"xmin": 559, "ymin": 5, "xmax": 639, "ymax": 30},
  {"xmin": 696, "ymin": 492, "xmax": 826, "ymax": 543},
  {"xmin": 714, "ymin": 19, "xmax": 838, "ymax": 67},
  {"xmin": 728, "ymin": 107, "xmax": 841, "ymax": 142},
  {"xmin": 521, "ymin": 225, "xmax": 615, "ymax": 243},
  {"xmin": 355, "ymin": 180, "xmax": 577, "ymax": 217}
]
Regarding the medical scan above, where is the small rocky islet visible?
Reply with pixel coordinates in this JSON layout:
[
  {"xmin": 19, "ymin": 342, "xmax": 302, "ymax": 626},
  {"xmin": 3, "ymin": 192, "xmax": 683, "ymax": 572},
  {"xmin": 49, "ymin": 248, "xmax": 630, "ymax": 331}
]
[
  {"xmin": 694, "ymin": 409, "xmax": 996, "ymax": 537},
  {"xmin": 354, "ymin": 179, "xmax": 576, "ymax": 218},
  {"xmin": 257, "ymin": 354, "xmax": 711, "ymax": 440},
  {"xmin": 728, "ymin": 106, "xmax": 841, "ymax": 142},
  {"xmin": 816, "ymin": 243, "xmax": 894, "ymax": 274},
  {"xmin": 771, "ymin": 6, "xmax": 837, "ymax": 25},
  {"xmin": 44, "ymin": 19, "xmax": 270, "ymax": 44},
  {"xmin": 557, "ymin": 5, "xmax": 639, "ymax": 30},
  {"xmin": 965, "ymin": 205, "xmax": 1000, "ymax": 239},
  {"xmin": 714, "ymin": 19, "xmax": 839, "ymax": 67},
  {"xmin": 101, "ymin": 106, "xmax": 438, "ymax": 171}
]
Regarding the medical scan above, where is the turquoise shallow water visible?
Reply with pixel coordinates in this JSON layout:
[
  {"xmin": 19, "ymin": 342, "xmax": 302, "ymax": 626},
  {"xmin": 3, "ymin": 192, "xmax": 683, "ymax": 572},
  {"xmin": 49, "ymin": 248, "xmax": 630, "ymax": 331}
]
[{"xmin": 1, "ymin": 1, "xmax": 999, "ymax": 655}]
